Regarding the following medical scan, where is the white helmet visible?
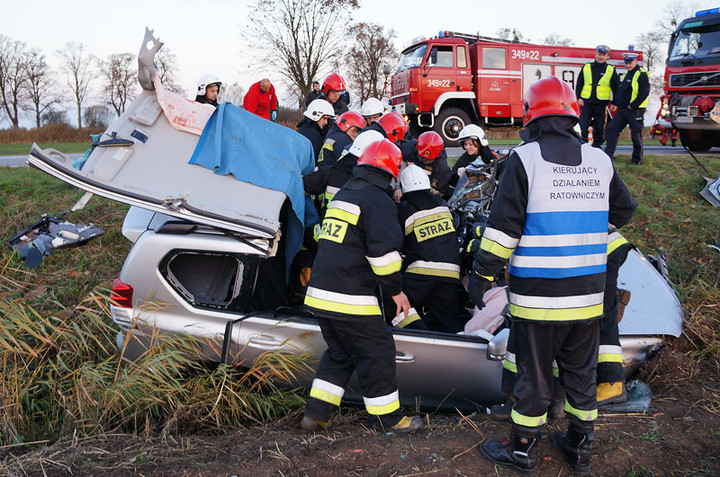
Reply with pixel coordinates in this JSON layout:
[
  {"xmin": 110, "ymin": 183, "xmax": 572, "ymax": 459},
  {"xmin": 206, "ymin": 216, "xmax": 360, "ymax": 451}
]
[
  {"xmin": 400, "ymin": 164, "xmax": 431, "ymax": 193},
  {"xmin": 304, "ymin": 99, "xmax": 334, "ymax": 122},
  {"xmin": 348, "ymin": 130, "xmax": 384, "ymax": 157},
  {"xmin": 197, "ymin": 74, "xmax": 222, "ymax": 95},
  {"xmin": 458, "ymin": 124, "xmax": 489, "ymax": 146},
  {"xmin": 361, "ymin": 97, "xmax": 384, "ymax": 118}
]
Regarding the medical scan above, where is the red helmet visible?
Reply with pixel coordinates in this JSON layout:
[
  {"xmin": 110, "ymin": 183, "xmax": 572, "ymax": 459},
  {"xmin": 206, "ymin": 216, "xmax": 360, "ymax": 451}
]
[
  {"xmin": 416, "ymin": 131, "xmax": 444, "ymax": 161},
  {"xmin": 322, "ymin": 73, "xmax": 346, "ymax": 95},
  {"xmin": 523, "ymin": 76, "xmax": 579, "ymax": 126},
  {"xmin": 376, "ymin": 112, "xmax": 407, "ymax": 143},
  {"xmin": 357, "ymin": 139, "xmax": 403, "ymax": 179},
  {"xmin": 336, "ymin": 111, "xmax": 365, "ymax": 133}
]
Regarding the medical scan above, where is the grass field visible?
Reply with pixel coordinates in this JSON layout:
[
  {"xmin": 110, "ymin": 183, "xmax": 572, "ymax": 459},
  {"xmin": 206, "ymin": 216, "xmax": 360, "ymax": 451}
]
[
  {"xmin": 0, "ymin": 154, "xmax": 719, "ymax": 450},
  {"xmin": 0, "ymin": 142, "xmax": 91, "ymax": 155}
]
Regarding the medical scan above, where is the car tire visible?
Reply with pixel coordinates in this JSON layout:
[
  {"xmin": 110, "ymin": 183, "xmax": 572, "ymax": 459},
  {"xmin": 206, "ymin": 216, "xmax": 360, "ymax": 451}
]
[
  {"xmin": 679, "ymin": 130, "xmax": 712, "ymax": 152},
  {"xmin": 435, "ymin": 107, "xmax": 471, "ymax": 146}
]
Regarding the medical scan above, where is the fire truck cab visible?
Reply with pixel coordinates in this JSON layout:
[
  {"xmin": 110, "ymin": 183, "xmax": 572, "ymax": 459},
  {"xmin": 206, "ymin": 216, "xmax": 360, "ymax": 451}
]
[
  {"xmin": 660, "ymin": 8, "xmax": 720, "ymax": 151},
  {"xmin": 389, "ymin": 32, "xmax": 639, "ymax": 144}
]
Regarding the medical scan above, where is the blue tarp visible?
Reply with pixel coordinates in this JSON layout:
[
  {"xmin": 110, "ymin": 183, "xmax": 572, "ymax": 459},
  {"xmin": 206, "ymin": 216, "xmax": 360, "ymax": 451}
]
[{"xmin": 189, "ymin": 102, "xmax": 316, "ymax": 273}]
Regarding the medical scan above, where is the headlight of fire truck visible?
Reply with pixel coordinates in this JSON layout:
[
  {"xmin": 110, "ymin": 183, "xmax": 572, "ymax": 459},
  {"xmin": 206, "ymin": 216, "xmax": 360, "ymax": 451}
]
[{"xmin": 661, "ymin": 97, "xmax": 670, "ymax": 118}]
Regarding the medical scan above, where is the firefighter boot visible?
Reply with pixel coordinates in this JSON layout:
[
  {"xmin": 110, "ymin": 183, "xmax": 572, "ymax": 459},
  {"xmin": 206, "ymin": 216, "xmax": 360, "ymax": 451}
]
[
  {"xmin": 597, "ymin": 382, "xmax": 627, "ymax": 406},
  {"xmin": 480, "ymin": 425, "xmax": 538, "ymax": 476},
  {"xmin": 372, "ymin": 410, "xmax": 424, "ymax": 434},
  {"xmin": 553, "ymin": 427, "xmax": 594, "ymax": 475},
  {"xmin": 489, "ymin": 396, "xmax": 515, "ymax": 421},
  {"xmin": 301, "ymin": 397, "xmax": 335, "ymax": 432}
]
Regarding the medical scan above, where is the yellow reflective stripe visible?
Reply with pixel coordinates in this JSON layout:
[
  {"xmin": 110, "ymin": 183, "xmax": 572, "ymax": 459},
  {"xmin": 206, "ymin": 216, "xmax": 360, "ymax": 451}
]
[
  {"xmin": 511, "ymin": 408, "xmax": 547, "ymax": 427},
  {"xmin": 367, "ymin": 251, "xmax": 402, "ymax": 276},
  {"xmin": 392, "ymin": 308, "xmax": 422, "ymax": 328},
  {"xmin": 607, "ymin": 234, "xmax": 628, "ymax": 255},
  {"xmin": 503, "ymin": 359, "xmax": 517, "ymax": 373},
  {"xmin": 483, "ymin": 227, "xmax": 519, "ymax": 249},
  {"xmin": 305, "ymin": 295, "xmax": 381, "ymax": 315},
  {"xmin": 406, "ymin": 260, "xmax": 461, "ymax": 279},
  {"xmin": 582, "ymin": 63, "xmax": 614, "ymax": 100},
  {"xmin": 364, "ymin": 391, "xmax": 400, "ymax": 415},
  {"xmin": 553, "ymin": 367, "xmax": 559, "ymax": 378},
  {"xmin": 309, "ymin": 378, "xmax": 344, "ymax": 406},
  {"xmin": 404, "ymin": 208, "xmax": 451, "ymax": 235},
  {"xmin": 480, "ymin": 236, "xmax": 514, "ymax": 260},
  {"xmin": 325, "ymin": 207, "xmax": 359, "ymax": 225},
  {"xmin": 509, "ymin": 303, "xmax": 604, "ymax": 321},
  {"xmin": 564, "ymin": 401, "xmax": 597, "ymax": 421},
  {"xmin": 509, "ymin": 291, "xmax": 603, "ymax": 310},
  {"xmin": 598, "ymin": 344, "xmax": 623, "ymax": 363}
]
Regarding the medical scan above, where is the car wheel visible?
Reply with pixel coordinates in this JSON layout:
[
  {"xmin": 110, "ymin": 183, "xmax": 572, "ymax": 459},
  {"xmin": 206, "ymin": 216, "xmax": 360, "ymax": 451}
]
[
  {"xmin": 435, "ymin": 107, "xmax": 470, "ymax": 146},
  {"xmin": 679, "ymin": 130, "xmax": 712, "ymax": 152}
]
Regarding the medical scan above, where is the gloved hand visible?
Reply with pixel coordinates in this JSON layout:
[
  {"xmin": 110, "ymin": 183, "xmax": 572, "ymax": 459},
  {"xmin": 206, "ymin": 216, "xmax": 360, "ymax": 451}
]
[
  {"xmin": 468, "ymin": 272, "xmax": 494, "ymax": 309},
  {"xmin": 271, "ymin": 110, "xmax": 278, "ymax": 122}
]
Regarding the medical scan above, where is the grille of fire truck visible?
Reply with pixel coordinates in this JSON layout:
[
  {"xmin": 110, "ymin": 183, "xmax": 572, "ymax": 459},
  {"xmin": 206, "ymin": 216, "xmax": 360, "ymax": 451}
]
[{"xmin": 670, "ymin": 72, "xmax": 720, "ymax": 88}]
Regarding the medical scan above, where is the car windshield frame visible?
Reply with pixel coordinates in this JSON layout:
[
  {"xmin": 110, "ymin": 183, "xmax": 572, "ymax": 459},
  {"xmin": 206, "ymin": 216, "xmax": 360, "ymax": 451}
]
[
  {"xmin": 396, "ymin": 44, "xmax": 428, "ymax": 73},
  {"xmin": 669, "ymin": 23, "xmax": 720, "ymax": 61}
]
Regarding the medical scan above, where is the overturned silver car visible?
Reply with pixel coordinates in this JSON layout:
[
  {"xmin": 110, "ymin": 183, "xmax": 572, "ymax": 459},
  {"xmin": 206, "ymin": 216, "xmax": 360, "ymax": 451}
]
[{"xmin": 26, "ymin": 30, "xmax": 684, "ymax": 411}]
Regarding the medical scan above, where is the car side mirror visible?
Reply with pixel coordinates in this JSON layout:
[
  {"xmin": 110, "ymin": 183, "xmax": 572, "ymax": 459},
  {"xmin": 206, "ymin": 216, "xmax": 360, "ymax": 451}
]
[{"xmin": 486, "ymin": 327, "xmax": 510, "ymax": 361}]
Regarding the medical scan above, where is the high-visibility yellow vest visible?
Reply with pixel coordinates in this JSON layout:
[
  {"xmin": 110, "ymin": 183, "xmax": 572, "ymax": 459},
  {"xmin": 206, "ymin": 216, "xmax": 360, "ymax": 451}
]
[
  {"xmin": 580, "ymin": 63, "xmax": 614, "ymax": 100},
  {"xmin": 623, "ymin": 67, "xmax": 649, "ymax": 108}
]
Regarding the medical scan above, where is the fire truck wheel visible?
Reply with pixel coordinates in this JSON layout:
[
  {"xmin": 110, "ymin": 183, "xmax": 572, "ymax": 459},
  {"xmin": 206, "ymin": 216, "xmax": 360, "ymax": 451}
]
[
  {"xmin": 435, "ymin": 107, "xmax": 470, "ymax": 145},
  {"xmin": 679, "ymin": 130, "xmax": 712, "ymax": 152}
]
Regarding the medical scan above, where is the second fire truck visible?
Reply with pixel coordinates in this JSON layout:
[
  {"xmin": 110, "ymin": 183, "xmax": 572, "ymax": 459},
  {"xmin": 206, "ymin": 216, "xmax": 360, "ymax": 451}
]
[{"xmin": 389, "ymin": 31, "xmax": 640, "ymax": 144}]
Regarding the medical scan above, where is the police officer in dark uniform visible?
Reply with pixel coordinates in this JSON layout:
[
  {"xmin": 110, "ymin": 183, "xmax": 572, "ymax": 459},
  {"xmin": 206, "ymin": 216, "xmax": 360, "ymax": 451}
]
[
  {"xmin": 604, "ymin": 53, "xmax": 650, "ymax": 165},
  {"xmin": 576, "ymin": 45, "xmax": 619, "ymax": 147},
  {"xmin": 469, "ymin": 77, "xmax": 637, "ymax": 475},
  {"xmin": 301, "ymin": 139, "xmax": 424, "ymax": 435}
]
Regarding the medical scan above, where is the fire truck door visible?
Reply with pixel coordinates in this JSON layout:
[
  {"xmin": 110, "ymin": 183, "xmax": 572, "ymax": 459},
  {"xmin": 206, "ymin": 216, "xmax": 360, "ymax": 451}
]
[
  {"xmin": 421, "ymin": 44, "xmax": 459, "ymax": 111},
  {"xmin": 478, "ymin": 46, "xmax": 512, "ymax": 118},
  {"xmin": 553, "ymin": 65, "xmax": 582, "ymax": 93}
]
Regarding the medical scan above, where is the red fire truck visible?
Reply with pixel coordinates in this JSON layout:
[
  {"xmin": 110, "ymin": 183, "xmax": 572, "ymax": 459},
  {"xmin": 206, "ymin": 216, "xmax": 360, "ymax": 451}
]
[
  {"xmin": 659, "ymin": 7, "xmax": 720, "ymax": 151},
  {"xmin": 388, "ymin": 31, "xmax": 640, "ymax": 144}
]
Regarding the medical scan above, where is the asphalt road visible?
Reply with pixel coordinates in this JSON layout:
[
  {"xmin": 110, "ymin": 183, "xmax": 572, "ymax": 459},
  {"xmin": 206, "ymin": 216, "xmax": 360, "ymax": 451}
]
[{"xmin": 1, "ymin": 146, "xmax": 718, "ymax": 168}]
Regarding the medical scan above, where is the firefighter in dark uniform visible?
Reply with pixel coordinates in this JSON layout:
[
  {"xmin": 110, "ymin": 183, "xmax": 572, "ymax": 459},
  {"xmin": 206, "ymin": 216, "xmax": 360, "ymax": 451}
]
[
  {"xmin": 317, "ymin": 111, "xmax": 365, "ymax": 169},
  {"xmin": 301, "ymin": 139, "xmax": 424, "ymax": 435},
  {"xmin": 303, "ymin": 130, "xmax": 385, "ymax": 220},
  {"xmin": 405, "ymin": 131, "xmax": 453, "ymax": 200},
  {"xmin": 575, "ymin": 45, "xmax": 619, "ymax": 148},
  {"xmin": 296, "ymin": 99, "xmax": 334, "ymax": 162},
  {"xmin": 469, "ymin": 76, "xmax": 637, "ymax": 475},
  {"xmin": 397, "ymin": 164, "xmax": 463, "ymax": 332},
  {"xmin": 597, "ymin": 229, "xmax": 633, "ymax": 405},
  {"xmin": 604, "ymin": 53, "xmax": 650, "ymax": 165},
  {"xmin": 320, "ymin": 73, "xmax": 350, "ymax": 118}
]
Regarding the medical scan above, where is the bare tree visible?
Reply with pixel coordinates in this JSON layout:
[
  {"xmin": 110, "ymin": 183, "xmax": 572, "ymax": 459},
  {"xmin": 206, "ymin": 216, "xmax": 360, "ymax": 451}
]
[
  {"xmin": 495, "ymin": 28, "xmax": 528, "ymax": 43},
  {"xmin": 58, "ymin": 42, "xmax": 94, "ymax": 128},
  {"xmin": 635, "ymin": 31, "xmax": 667, "ymax": 76},
  {"xmin": 99, "ymin": 53, "xmax": 137, "ymax": 116},
  {"xmin": 0, "ymin": 35, "xmax": 29, "ymax": 128},
  {"xmin": 25, "ymin": 49, "xmax": 59, "ymax": 128},
  {"xmin": 540, "ymin": 34, "xmax": 574, "ymax": 46},
  {"xmin": 83, "ymin": 104, "xmax": 113, "ymax": 129},
  {"xmin": 243, "ymin": 0, "xmax": 359, "ymax": 108},
  {"xmin": 656, "ymin": 1, "xmax": 700, "ymax": 35},
  {"xmin": 345, "ymin": 22, "xmax": 397, "ymax": 104},
  {"xmin": 222, "ymin": 81, "xmax": 245, "ymax": 106},
  {"xmin": 155, "ymin": 47, "xmax": 183, "ymax": 94}
]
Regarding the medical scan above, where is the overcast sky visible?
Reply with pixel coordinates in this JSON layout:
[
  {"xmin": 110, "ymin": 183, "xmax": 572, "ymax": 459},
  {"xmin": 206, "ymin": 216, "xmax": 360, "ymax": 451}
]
[{"xmin": 1, "ymin": 0, "xmax": 715, "ymax": 126}]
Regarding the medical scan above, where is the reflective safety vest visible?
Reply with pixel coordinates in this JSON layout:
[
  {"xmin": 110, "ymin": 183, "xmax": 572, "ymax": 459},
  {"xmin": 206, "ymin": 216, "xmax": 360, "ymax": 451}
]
[
  {"xmin": 480, "ymin": 142, "xmax": 615, "ymax": 322},
  {"xmin": 580, "ymin": 63, "xmax": 614, "ymax": 100},
  {"xmin": 624, "ymin": 67, "xmax": 649, "ymax": 108}
]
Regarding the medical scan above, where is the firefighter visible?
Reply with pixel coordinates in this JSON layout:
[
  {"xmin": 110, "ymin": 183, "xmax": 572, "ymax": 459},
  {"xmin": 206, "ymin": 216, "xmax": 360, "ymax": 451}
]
[
  {"xmin": 195, "ymin": 74, "xmax": 222, "ymax": 107},
  {"xmin": 575, "ymin": 45, "xmax": 619, "ymax": 148},
  {"xmin": 604, "ymin": 53, "xmax": 650, "ymax": 165},
  {"xmin": 296, "ymin": 99, "xmax": 334, "ymax": 162},
  {"xmin": 320, "ymin": 73, "xmax": 350, "ymax": 117},
  {"xmin": 469, "ymin": 76, "xmax": 637, "ymax": 475},
  {"xmin": 243, "ymin": 78, "xmax": 278, "ymax": 121},
  {"xmin": 303, "ymin": 130, "xmax": 385, "ymax": 219},
  {"xmin": 317, "ymin": 111, "xmax": 366, "ymax": 168},
  {"xmin": 361, "ymin": 97, "xmax": 384, "ymax": 126},
  {"xmin": 406, "ymin": 131, "xmax": 453, "ymax": 200},
  {"xmin": 301, "ymin": 139, "xmax": 424, "ymax": 435},
  {"xmin": 398, "ymin": 164, "xmax": 463, "ymax": 332},
  {"xmin": 451, "ymin": 124, "xmax": 497, "ymax": 187},
  {"xmin": 597, "ymin": 229, "xmax": 634, "ymax": 405},
  {"xmin": 364, "ymin": 111, "xmax": 408, "ymax": 145}
]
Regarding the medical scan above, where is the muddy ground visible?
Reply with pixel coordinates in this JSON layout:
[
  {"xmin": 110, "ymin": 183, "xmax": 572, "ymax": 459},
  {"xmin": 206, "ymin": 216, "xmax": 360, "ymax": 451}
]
[{"xmin": 1, "ymin": 345, "xmax": 718, "ymax": 477}]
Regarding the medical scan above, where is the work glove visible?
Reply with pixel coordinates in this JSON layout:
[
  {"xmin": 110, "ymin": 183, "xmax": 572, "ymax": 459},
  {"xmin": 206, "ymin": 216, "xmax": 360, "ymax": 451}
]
[
  {"xmin": 271, "ymin": 110, "xmax": 278, "ymax": 122},
  {"xmin": 468, "ymin": 271, "xmax": 494, "ymax": 309}
]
